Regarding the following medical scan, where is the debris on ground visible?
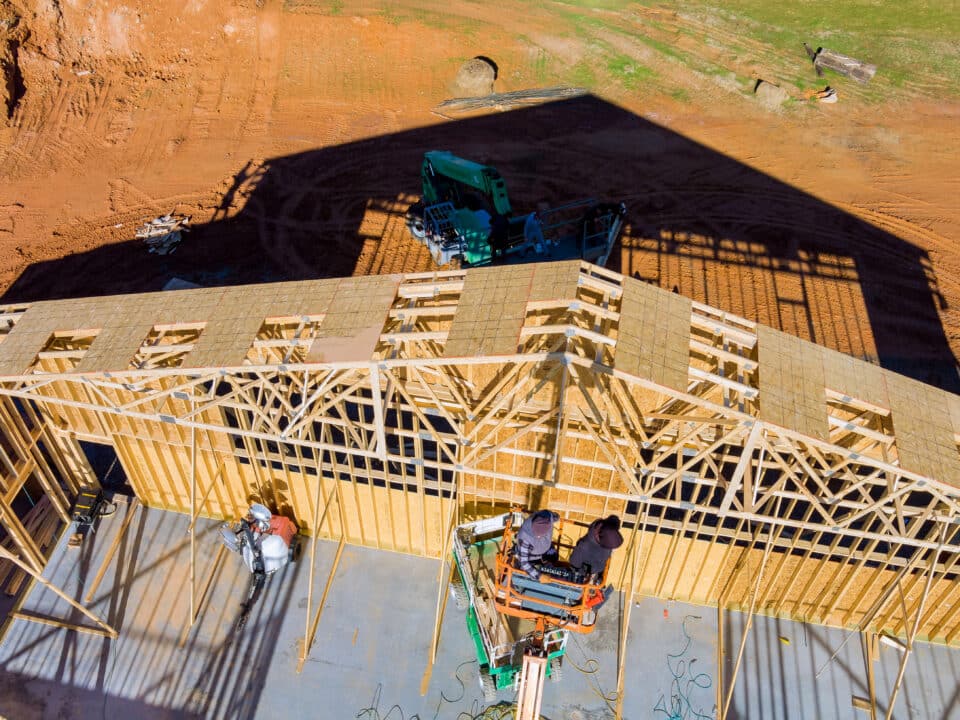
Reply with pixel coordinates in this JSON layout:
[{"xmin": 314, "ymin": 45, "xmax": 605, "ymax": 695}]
[
  {"xmin": 804, "ymin": 43, "xmax": 877, "ymax": 83},
  {"xmin": 753, "ymin": 79, "xmax": 790, "ymax": 109},
  {"xmin": 804, "ymin": 86, "xmax": 838, "ymax": 103},
  {"xmin": 434, "ymin": 86, "xmax": 588, "ymax": 116},
  {"xmin": 136, "ymin": 212, "xmax": 191, "ymax": 255}
]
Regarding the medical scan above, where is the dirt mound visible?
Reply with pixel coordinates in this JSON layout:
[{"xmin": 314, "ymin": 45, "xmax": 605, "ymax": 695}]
[{"xmin": 452, "ymin": 56, "xmax": 497, "ymax": 97}]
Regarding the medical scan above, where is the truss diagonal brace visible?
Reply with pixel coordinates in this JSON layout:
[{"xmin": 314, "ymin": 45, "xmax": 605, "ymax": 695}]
[{"xmin": 719, "ymin": 422, "xmax": 762, "ymax": 516}]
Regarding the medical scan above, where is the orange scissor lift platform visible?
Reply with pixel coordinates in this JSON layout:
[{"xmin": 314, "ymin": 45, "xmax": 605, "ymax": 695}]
[{"xmin": 449, "ymin": 510, "xmax": 611, "ymax": 704}]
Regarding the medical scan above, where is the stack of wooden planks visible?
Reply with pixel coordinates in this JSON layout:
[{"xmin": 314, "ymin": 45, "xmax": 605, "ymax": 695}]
[{"xmin": 0, "ymin": 496, "xmax": 63, "ymax": 596}]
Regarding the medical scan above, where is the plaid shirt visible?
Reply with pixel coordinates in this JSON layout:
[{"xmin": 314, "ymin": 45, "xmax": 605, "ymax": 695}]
[{"xmin": 514, "ymin": 534, "xmax": 544, "ymax": 580}]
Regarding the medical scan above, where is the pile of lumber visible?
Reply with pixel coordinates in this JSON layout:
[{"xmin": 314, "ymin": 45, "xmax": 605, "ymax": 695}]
[
  {"xmin": 137, "ymin": 213, "xmax": 192, "ymax": 255},
  {"xmin": 434, "ymin": 86, "xmax": 588, "ymax": 116},
  {"xmin": 0, "ymin": 496, "xmax": 63, "ymax": 596}
]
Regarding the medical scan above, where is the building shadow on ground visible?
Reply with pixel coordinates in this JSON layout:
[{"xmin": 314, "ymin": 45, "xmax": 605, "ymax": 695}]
[{"xmin": 3, "ymin": 94, "xmax": 955, "ymax": 391}]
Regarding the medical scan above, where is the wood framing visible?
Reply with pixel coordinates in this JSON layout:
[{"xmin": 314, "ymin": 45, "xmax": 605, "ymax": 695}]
[{"xmin": 1, "ymin": 260, "xmax": 960, "ymax": 649}]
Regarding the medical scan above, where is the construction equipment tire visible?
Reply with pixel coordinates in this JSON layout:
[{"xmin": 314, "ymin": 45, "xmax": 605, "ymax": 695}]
[
  {"xmin": 406, "ymin": 201, "xmax": 426, "ymax": 240},
  {"xmin": 480, "ymin": 671, "xmax": 498, "ymax": 702},
  {"xmin": 549, "ymin": 657, "xmax": 562, "ymax": 683}
]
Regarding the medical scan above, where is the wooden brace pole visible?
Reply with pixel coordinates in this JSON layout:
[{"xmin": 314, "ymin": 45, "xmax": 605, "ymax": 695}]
[
  {"xmin": 296, "ymin": 476, "xmax": 339, "ymax": 673},
  {"xmin": 84, "ymin": 499, "xmax": 140, "ymax": 603},
  {"xmin": 0, "ymin": 545, "xmax": 117, "ymax": 638},
  {"xmin": 720, "ymin": 525, "xmax": 776, "ymax": 720},
  {"xmin": 615, "ymin": 508, "xmax": 647, "ymax": 718},
  {"xmin": 884, "ymin": 529, "xmax": 946, "ymax": 719}
]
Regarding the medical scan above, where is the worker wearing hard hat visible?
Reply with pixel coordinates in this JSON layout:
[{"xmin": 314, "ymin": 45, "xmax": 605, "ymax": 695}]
[
  {"xmin": 570, "ymin": 515, "xmax": 623, "ymax": 607},
  {"xmin": 513, "ymin": 509, "xmax": 560, "ymax": 581}
]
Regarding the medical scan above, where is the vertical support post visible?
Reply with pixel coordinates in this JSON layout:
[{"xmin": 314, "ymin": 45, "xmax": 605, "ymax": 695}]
[
  {"xmin": 370, "ymin": 363, "xmax": 388, "ymax": 461},
  {"xmin": 884, "ymin": 528, "xmax": 945, "ymax": 719},
  {"xmin": 719, "ymin": 422, "xmax": 761, "ymax": 516},
  {"xmin": 189, "ymin": 414, "xmax": 197, "ymax": 624},
  {"xmin": 717, "ymin": 604, "xmax": 725, "ymax": 718},
  {"xmin": 550, "ymin": 361, "xmax": 568, "ymax": 486},
  {"xmin": 863, "ymin": 631, "xmax": 878, "ymax": 720},
  {"xmin": 615, "ymin": 508, "xmax": 647, "ymax": 718},
  {"xmin": 297, "ymin": 427, "xmax": 340, "ymax": 673},
  {"xmin": 720, "ymin": 524, "xmax": 776, "ymax": 720},
  {"xmin": 423, "ymin": 482, "xmax": 462, "ymax": 695}
]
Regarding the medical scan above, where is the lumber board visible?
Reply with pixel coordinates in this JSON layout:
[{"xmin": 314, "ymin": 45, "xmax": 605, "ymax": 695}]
[
  {"xmin": 9, "ymin": 611, "xmax": 116, "ymax": 638},
  {"xmin": 300, "ymin": 275, "xmax": 400, "ymax": 363}
]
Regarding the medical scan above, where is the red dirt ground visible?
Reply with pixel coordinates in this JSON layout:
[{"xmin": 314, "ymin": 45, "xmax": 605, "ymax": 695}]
[{"xmin": 1, "ymin": 0, "xmax": 958, "ymax": 388}]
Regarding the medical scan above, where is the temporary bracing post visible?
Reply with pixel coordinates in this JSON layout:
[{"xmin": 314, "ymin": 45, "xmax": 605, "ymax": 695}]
[
  {"xmin": 720, "ymin": 522, "xmax": 777, "ymax": 720},
  {"xmin": 84, "ymin": 499, "xmax": 140, "ymax": 603},
  {"xmin": 883, "ymin": 526, "xmax": 949, "ymax": 719},
  {"xmin": 422, "ymin": 486, "xmax": 461, "ymax": 695},
  {"xmin": 0, "ymin": 545, "xmax": 118, "ymax": 638},
  {"xmin": 297, "ymin": 453, "xmax": 344, "ymax": 673},
  {"xmin": 189, "ymin": 418, "xmax": 196, "ymax": 624},
  {"xmin": 615, "ymin": 508, "xmax": 648, "ymax": 718}
]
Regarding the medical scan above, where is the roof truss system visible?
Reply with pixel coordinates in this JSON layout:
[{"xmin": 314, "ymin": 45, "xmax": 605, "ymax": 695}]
[{"xmin": 1, "ymin": 261, "xmax": 960, "ymax": 664}]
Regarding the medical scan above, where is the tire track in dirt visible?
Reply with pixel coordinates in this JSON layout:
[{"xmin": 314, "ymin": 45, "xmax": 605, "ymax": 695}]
[{"xmin": 239, "ymin": 0, "xmax": 282, "ymax": 140}]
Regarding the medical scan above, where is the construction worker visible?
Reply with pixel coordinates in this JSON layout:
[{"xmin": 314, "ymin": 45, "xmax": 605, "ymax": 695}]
[
  {"xmin": 488, "ymin": 213, "xmax": 510, "ymax": 259},
  {"xmin": 524, "ymin": 211, "xmax": 545, "ymax": 252},
  {"xmin": 570, "ymin": 515, "xmax": 623, "ymax": 606},
  {"xmin": 513, "ymin": 509, "xmax": 560, "ymax": 581}
]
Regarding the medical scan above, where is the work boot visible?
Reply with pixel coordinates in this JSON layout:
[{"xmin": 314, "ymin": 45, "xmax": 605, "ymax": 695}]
[{"xmin": 595, "ymin": 585, "xmax": 614, "ymax": 609}]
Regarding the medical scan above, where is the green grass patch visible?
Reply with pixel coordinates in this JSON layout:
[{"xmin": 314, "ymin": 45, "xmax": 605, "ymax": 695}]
[
  {"xmin": 567, "ymin": 61, "xmax": 597, "ymax": 87},
  {"xmin": 665, "ymin": 0, "xmax": 960, "ymax": 96},
  {"xmin": 607, "ymin": 53, "xmax": 656, "ymax": 89}
]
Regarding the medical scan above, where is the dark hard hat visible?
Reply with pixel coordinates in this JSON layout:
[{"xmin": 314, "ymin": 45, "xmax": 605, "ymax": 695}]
[
  {"xmin": 531, "ymin": 510, "xmax": 555, "ymax": 536},
  {"xmin": 598, "ymin": 515, "xmax": 624, "ymax": 549}
]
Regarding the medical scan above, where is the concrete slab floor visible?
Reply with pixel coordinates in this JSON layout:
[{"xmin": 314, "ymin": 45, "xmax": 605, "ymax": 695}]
[{"xmin": 0, "ymin": 505, "xmax": 957, "ymax": 719}]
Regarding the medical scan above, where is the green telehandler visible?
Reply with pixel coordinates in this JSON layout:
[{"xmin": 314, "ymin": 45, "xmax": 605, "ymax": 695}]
[{"xmin": 405, "ymin": 151, "xmax": 626, "ymax": 268}]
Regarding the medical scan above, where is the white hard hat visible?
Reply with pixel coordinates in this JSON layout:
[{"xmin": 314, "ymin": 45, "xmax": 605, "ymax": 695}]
[{"xmin": 249, "ymin": 503, "xmax": 272, "ymax": 524}]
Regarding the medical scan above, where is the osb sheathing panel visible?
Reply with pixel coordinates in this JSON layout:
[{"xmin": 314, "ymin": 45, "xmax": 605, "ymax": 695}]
[
  {"xmin": 886, "ymin": 372, "xmax": 960, "ymax": 486},
  {"xmin": 529, "ymin": 261, "xmax": 581, "ymax": 303},
  {"xmin": 821, "ymin": 345, "xmax": 889, "ymax": 408},
  {"xmin": 444, "ymin": 266, "xmax": 534, "ymax": 358},
  {"xmin": 757, "ymin": 326, "xmax": 829, "ymax": 440},
  {"xmin": 615, "ymin": 276, "xmax": 691, "ymax": 392}
]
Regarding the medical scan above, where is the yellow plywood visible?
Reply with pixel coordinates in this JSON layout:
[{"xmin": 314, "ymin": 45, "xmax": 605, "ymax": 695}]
[
  {"xmin": 615, "ymin": 276, "xmax": 691, "ymax": 391},
  {"xmin": 444, "ymin": 265, "xmax": 534, "ymax": 358},
  {"xmin": 820, "ymin": 346, "xmax": 889, "ymax": 408},
  {"xmin": 886, "ymin": 372, "xmax": 960, "ymax": 486},
  {"xmin": 0, "ymin": 299, "xmax": 104, "ymax": 376},
  {"xmin": 757, "ymin": 326, "xmax": 828, "ymax": 440},
  {"xmin": 529, "ymin": 260, "xmax": 581, "ymax": 303},
  {"xmin": 296, "ymin": 275, "xmax": 401, "ymax": 363},
  {"xmin": 72, "ymin": 294, "xmax": 178, "ymax": 372}
]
